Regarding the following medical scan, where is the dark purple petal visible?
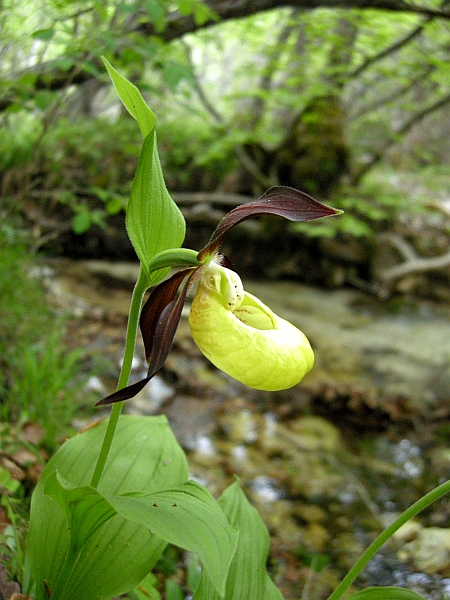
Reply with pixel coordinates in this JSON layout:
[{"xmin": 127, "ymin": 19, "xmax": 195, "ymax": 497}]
[
  {"xmin": 96, "ymin": 268, "xmax": 199, "ymax": 407},
  {"xmin": 197, "ymin": 186, "xmax": 341, "ymax": 260},
  {"xmin": 146, "ymin": 268, "xmax": 197, "ymax": 379},
  {"xmin": 96, "ymin": 377, "xmax": 152, "ymax": 406},
  {"xmin": 140, "ymin": 267, "xmax": 196, "ymax": 362}
]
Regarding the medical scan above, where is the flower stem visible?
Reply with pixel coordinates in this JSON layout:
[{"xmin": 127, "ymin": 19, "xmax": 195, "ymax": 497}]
[
  {"xmin": 90, "ymin": 266, "xmax": 149, "ymax": 489},
  {"xmin": 327, "ymin": 479, "xmax": 450, "ymax": 600}
]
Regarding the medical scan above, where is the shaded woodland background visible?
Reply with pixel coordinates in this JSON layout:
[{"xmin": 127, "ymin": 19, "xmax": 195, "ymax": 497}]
[{"xmin": 1, "ymin": 0, "xmax": 450, "ymax": 296}]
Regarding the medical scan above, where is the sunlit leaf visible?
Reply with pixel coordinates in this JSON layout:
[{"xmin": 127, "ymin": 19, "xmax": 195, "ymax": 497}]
[
  {"xmin": 43, "ymin": 476, "xmax": 236, "ymax": 599},
  {"xmin": 45, "ymin": 471, "xmax": 116, "ymax": 555},
  {"xmin": 103, "ymin": 58, "xmax": 156, "ymax": 138},
  {"xmin": 108, "ymin": 481, "xmax": 238, "ymax": 597},
  {"xmin": 126, "ymin": 130, "xmax": 186, "ymax": 282},
  {"xmin": 193, "ymin": 478, "xmax": 283, "ymax": 600},
  {"xmin": 26, "ymin": 416, "xmax": 188, "ymax": 600}
]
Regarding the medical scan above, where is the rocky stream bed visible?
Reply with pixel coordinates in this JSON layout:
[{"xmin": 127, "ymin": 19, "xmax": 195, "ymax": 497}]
[{"xmin": 27, "ymin": 259, "xmax": 450, "ymax": 599}]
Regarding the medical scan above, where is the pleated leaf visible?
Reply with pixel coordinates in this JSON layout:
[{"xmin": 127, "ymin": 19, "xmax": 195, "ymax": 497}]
[
  {"xmin": 193, "ymin": 479, "xmax": 284, "ymax": 600},
  {"xmin": 44, "ymin": 475, "xmax": 237, "ymax": 600},
  {"xmin": 109, "ymin": 481, "xmax": 238, "ymax": 597},
  {"xmin": 26, "ymin": 415, "xmax": 188, "ymax": 600}
]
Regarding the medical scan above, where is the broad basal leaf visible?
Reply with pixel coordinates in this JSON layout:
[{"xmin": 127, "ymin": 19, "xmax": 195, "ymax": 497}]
[
  {"xmin": 108, "ymin": 481, "xmax": 238, "ymax": 597},
  {"xmin": 194, "ymin": 478, "xmax": 284, "ymax": 600},
  {"xmin": 26, "ymin": 415, "xmax": 189, "ymax": 600},
  {"xmin": 43, "ymin": 475, "xmax": 237, "ymax": 600},
  {"xmin": 45, "ymin": 470, "xmax": 116, "ymax": 555}
]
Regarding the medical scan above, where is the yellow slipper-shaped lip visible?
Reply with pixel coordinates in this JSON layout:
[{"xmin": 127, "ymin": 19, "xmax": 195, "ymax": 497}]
[{"xmin": 189, "ymin": 264, "xmax": 314, "ymax": 391}]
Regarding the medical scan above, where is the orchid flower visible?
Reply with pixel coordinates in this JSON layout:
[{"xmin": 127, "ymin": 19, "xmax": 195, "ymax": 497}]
[{"xmin": 97, "ymin": 186, "xmax": 340, "ymax": 405}]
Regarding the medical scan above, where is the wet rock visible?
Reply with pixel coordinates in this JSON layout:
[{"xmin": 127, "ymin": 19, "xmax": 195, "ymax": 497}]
[
  {"xmin": 393, "ymin": 519, "xmax": 422, "ymax": 543},
  {"xmin": 218, "ymin": 408, "xmax": 260, "ymax": 444},
  {"xmin": 398, "ymin": 527, "xmax": 450, "ymax": 575},
  {"xmin": 246, "ymin": 281, "xmax": 450, "ymax": 418},
  {"xmin": 292, "ymin": 503, "xmax": 328, "ymax": 524},
  {"xmin": 288, "ymin": 416, "xmax": 341, "ymax": 453}
]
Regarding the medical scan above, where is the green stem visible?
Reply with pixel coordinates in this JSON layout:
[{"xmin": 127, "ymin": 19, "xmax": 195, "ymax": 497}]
[
  {"xmin": 327, "ymin": 479, "xmax": 450, "ymax": 600},
  {"xmin": 90, "ymin": 266, "xmax": 149, "ymax": 489}
]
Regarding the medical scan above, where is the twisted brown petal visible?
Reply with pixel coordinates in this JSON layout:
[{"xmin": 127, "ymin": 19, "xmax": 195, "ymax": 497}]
[
  {"xmin": 96, "ymin": 268, "xmax": 197, "ymax": 406},
  {"xmin": 197, "ymin": 186, "xmax": 341, "ymax": 260}
]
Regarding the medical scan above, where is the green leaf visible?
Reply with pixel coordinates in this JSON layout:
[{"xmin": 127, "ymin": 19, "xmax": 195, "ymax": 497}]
[
  {"xmin": 26, "ymin": 415, "xmax": 189, "ymax": 600},
  {"xmin": 129, "ymin": 572, "xmax": 161, "ymax": 600},
  {"xmin": 108, "ymin": 481, "xmax": 238, "ymax": 597},
  {"xmin": 41, "ymin": 477, "xmax": 237, "ymax": 599},
  {"xmin": 347, "ymin": 587, "xmax": 427, "ymax": 600},
  {"xmin": 44, "ymin": 471, "xmax": 116, "ymax": 555},
  {"xmin": 32, "ymin": 28, "xmax": 55, "ymax": 41},
  {"xmin": 103, "ymin": 60, "xmax": 186, "ymax": 282},
  {"xmin": 126, "ymin": 131, "xmax": 186, "ymax": 283},
  {"xmin": 165, "ymin": 579, "xmax": 185, "ymax": 600},
  {"xmin": 145, "ymin": 0, "xmax": 167, "ymax": 32},
  {"xmin": 103, "ymin": 58, "xmax": 156, "ymax": 139},
  {"xmin": 72, "ymin": 210, "xmax": 92, "ymax": 234},
  {"xmin": 193, "ymin": 479, "xmax": 284, "ymax": 600}
]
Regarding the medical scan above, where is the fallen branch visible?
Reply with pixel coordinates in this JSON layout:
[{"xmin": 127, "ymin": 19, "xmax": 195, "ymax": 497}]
[{"xmin": 377, "ymin": 233, "xmax": 450, "ymax": 282}]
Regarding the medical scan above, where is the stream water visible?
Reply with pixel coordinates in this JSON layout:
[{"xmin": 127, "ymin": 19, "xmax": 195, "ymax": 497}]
[{"xmin": 47, "ymin": 258, "xmax": 450, "ymax": 600}]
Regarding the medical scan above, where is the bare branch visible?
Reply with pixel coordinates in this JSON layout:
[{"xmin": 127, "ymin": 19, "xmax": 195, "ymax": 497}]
[
  {"xmin": 348, "ymin": 65, "xmax": 435, "ymax": 119},
  {"xmin": 181, "ymin": 40, "xmax": 274, "ymax": 189},
  {"xmin": 378, "ymin": 233, "xmax": 450, "ymax": 282},
  {"xmin": 139, "ymin": 0, "xmax": 450, "ymax": 42},
  {"xmin": 2, "ymin": 0, "xmax": 450, "ymax": 114},
  {"xmin": 352, "ymin": 91, "xmax": 450, "ymax": 183},
  {"xmin": 349, "ymin": 14, "xmax": 434, "ymax": 79}
]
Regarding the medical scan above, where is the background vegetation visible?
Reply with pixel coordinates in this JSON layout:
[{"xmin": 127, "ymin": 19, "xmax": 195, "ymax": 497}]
[
  {"xmin": 1, "ymin": 1, "xmax": 450, "ymax": 594},
  {"xmin": 1, "ymin": 0, "xmax": 450, "ymax": 256}
]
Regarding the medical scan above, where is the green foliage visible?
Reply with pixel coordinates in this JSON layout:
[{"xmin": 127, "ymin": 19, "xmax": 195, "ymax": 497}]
[
  {"xmin": 125, "ymin": 572, "xmax": 161, "ymax": 600},
  {"xmin": 347, "ymin": 588, "xmax": 427, "ymax": 600},
  {"xmin": 0, "ymin": 466, "xmax": 27, "ymax": 582},
  {"xmin": 292, "ymin": 166, "xmax": 441, "ymax": 239},
  {"xmin": 0, "ymin": 234, "xmax": 97, "ymax": 449},
  {"xmin": 12, "ymin": 60, "xmax": 450, "ymax": 600},
  {"xmin": 37, "ymin": 116, "xmax": 139, "ymax": 233},
  {"xmin": 5, "ymin": 328, "xmax": 89, "ymax": 451},
  {"xmin": 193, "ymin": 479, "xmax": 284, "ymax": 600},
  {"xmin": 26, "ymin": 416, "xmax": 238, "ymax": 600},
  {"xmin": 0, "ymin": 113, "xmax": 42, "ymax": 171},
  {"xmin": 26, "ymin": 415, "xmax": 188, "ymax": 599},
  {"xmin": 0, "ymin": 235, "xmax": 52, "ymax": 349}
]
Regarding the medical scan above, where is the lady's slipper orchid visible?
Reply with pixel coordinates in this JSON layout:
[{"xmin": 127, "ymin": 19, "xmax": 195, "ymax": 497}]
[
  {"xmin": 97, "ymin": 186, "xmax": 340, "ymax": 406},
  {"xmin": 189, "ymin": 262, "xmax": 314, "ymax": 391}
]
